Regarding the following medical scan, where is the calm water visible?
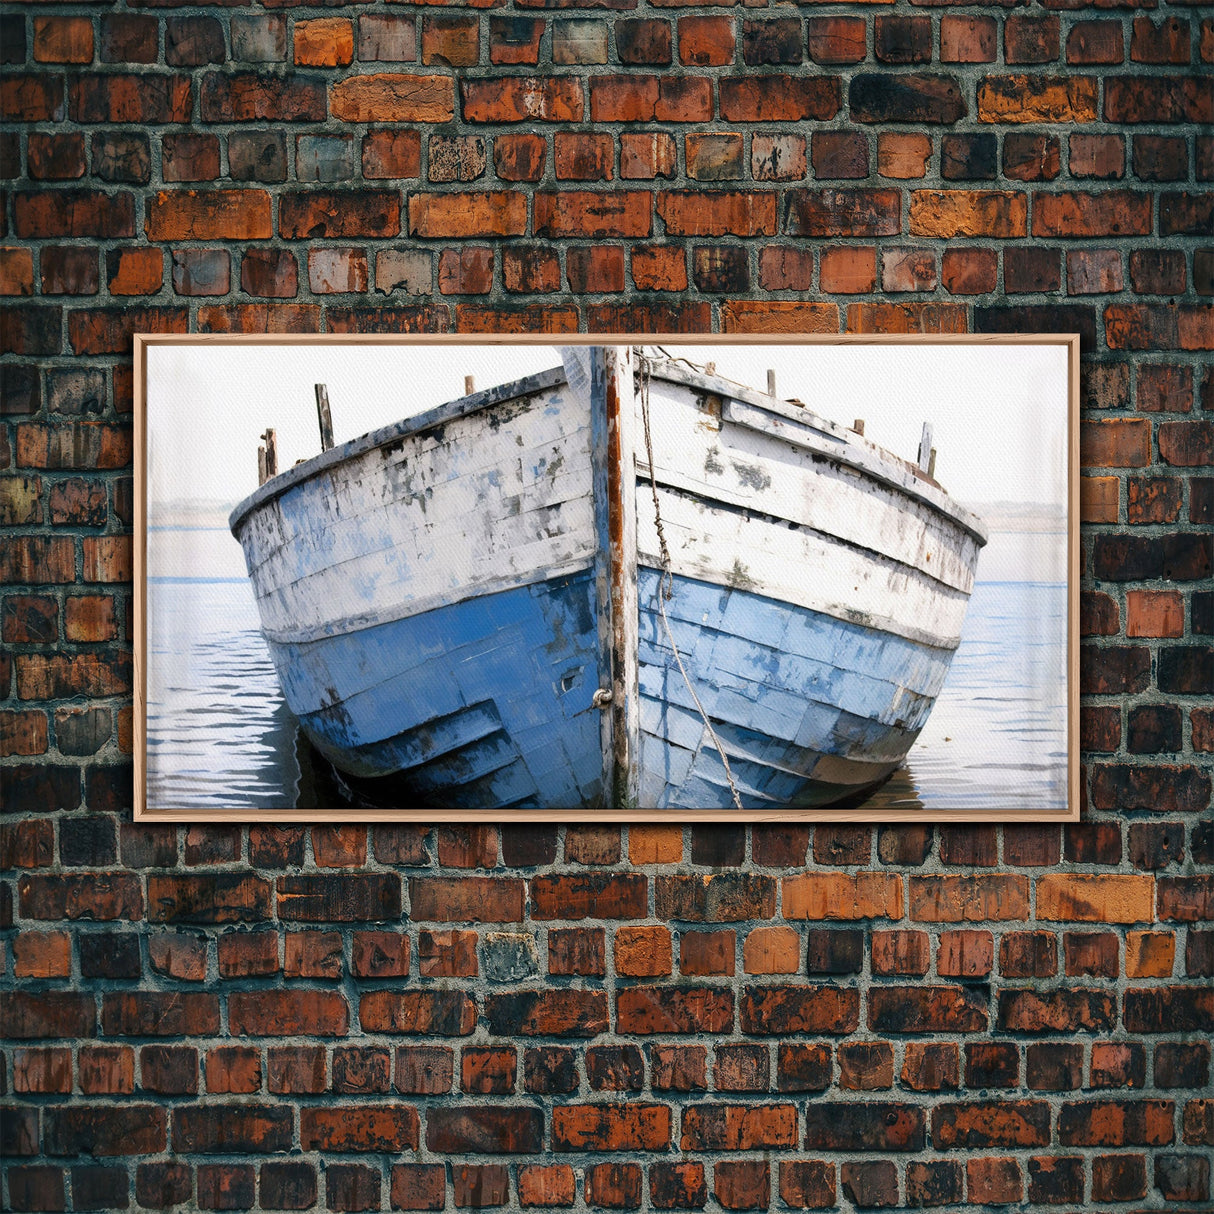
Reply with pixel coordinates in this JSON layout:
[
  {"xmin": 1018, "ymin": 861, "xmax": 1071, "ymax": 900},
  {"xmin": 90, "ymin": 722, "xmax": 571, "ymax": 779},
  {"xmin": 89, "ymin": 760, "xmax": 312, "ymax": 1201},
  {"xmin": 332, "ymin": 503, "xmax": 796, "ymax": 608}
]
[{"xmin": 146, "ymin": 524, "xmax": 1067, "ymax": 813}]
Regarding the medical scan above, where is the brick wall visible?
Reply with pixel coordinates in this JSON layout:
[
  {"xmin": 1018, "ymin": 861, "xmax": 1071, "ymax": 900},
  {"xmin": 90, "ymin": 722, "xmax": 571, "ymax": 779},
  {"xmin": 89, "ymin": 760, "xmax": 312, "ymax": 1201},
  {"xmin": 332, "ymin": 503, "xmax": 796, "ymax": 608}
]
[{"xmin": 1, "ymin": 0, "xmax": 1212, "ymax": 1208}]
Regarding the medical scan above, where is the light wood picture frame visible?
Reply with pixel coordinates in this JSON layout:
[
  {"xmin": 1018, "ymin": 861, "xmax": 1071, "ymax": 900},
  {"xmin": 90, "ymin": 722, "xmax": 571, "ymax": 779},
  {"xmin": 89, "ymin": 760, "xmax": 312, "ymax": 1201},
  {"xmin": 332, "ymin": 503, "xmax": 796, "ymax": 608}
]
[{"xmin": 133, "ymin": 333, "xmax": 1080, "ymax": 823}]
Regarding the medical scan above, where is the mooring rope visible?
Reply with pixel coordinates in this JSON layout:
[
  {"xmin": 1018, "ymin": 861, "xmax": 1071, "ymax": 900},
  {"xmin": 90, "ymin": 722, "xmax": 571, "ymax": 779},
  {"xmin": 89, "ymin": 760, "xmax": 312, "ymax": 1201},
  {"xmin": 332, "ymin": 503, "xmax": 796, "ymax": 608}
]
[{"xmin": 636, "ymin": 348, "xmax": 744, "ymax": 812}]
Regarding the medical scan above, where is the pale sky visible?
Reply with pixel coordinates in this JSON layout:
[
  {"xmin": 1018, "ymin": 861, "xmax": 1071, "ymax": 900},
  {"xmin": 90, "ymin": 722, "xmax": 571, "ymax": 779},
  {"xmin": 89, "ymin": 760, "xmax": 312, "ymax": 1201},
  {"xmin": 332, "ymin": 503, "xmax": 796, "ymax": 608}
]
[{"xmin": 146, "ymin": 339, "xmax": 1069, "ymax": 512}]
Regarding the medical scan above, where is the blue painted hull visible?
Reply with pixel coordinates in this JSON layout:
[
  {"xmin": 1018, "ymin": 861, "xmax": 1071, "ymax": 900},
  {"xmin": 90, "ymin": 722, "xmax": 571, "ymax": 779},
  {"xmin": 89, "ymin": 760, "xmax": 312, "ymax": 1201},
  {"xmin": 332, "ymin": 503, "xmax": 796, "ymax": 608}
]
[
  {"xmin": 267, "ymin": 571, "xmax": 604, "ymax": 809},
  {"xmin": 635, "ymin": 569, "xmax": 949, "ymax": 809},
  {"xmin": 269, "ymin": 565, "xmax": 952, "ymax": 811}
]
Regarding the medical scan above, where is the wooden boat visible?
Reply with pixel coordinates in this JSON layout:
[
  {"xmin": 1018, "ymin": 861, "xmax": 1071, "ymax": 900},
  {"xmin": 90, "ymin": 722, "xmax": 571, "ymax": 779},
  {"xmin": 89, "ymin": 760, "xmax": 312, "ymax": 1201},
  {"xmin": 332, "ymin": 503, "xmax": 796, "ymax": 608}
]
[{"xmin": 229, "ymin": 346, "xmax": 987, "ymax": 811}]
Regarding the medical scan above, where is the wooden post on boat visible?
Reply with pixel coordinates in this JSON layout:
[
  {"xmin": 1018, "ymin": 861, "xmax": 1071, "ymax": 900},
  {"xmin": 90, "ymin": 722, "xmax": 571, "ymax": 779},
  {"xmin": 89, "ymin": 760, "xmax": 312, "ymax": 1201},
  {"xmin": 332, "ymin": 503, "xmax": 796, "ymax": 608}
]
[
  {"xmin": 315, "ymin": 385, "xmax": 334, "ymax": 452},
  {"xmin": 589, "ymin": 346, "xmax": 641, "ymax": 809},
  {"xmin": 464, "ymin": 375, "xmax": 475, "ymax": 396},
  {"xmin": 852, "ymin": 419, "xmax": 865, "ymax": 436},
  {"xmin": 918, "ymin": 422, "xmax": 934, "ymax": 472},
  {"xmin": 767, "ymin": 369, "xmax": 777, "ymax": 397},
  {"xmin": 258, "ymin": 428, "xmax": 277, "ymax": 485},
  {"xmin": 928, "ymin": 448, "xmax": 937, "ymax": 478}
]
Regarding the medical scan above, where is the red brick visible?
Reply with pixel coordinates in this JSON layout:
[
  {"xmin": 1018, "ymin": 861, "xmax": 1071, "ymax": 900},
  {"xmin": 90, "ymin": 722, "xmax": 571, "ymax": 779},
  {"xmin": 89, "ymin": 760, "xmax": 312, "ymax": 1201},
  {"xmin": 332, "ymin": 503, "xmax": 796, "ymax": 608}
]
[
  {"xmin": 146, "ymin": 189, "xmax": 270, "ymax": 241},
  {"xmin": 1006, "ymin": 15, "xmax": 1060, "ymax": 63},
  {"xmin": 14, "ymin": 190, "xmax": 134, "ymax": 239},
  {"xmin": 871, "ymin": 929, "xmax": 929, "ymax": 976},
  {"xmin": 1037, "ymin": 873, "xmax": 1154, "ymax": 923},
  {"xmin": 807, "ymin": 16, "xmax": 865, "ymax": 64},
  {"xmin": 462, "ymin": 1047, "xmax": 516, "ymax": 1095},
  {"xmin": 295, "ymin": 18, "xmax": 353, "ymax": 66},
  {"xmin": 585, "ymin": 1162, "xmax": 641, "ymax": 1209},
  {"xmin": 217, "ymin": 931, "xmax": 278, "ymax": 978},
  {"xmin": 438, "ymin": 247, "xmax": 493, "ymax": 295},
  {"xmin": 229, "ymin": 990, "xmax": 348, "ymax": 1037},
  {"xmin": 555, "ymin": 132, "xmax": 613, "ymax": 182},
  {"xmin": 47, "ymin": 1105, "xmax": 167, "ymax": 1156},
  {"xmin": 720, "ymin": 76, "xmax": 839, "ymax": 123},
  {"xmin": 13, "ymin": 1047, "xmax": 72, "ymax": 1094},
  {"xmin": 657, "ymin": 873, "xmax": 774, "ymax": 922},
  {"xmin": 778, "ymin": 1161, "xmax": 835, "ymax": 1210},
  {"xmin": 427, "ymin": 1106, "xmax": 543, "ymax": 1154},
  {"xmin": 938, "ymin": 929, "xmax": 994, "ymax": 977},
  {"xmin": 1058, "ymin": 1099, "xmax": 1175, "ymax": 1146},
  {"xmin": 1132, "ymin": 15, "xmax": 1191, "ymax": 63},
  {"xmin": 409, "ymin": 192, "xmax": 526, "ymax": 239},
  {"xmin": 968, "ymin": 1158, "xmax": 1022, "ymax": 1205},
  {"xmin": 902, "ymin": 1043, "xmax": 960, "ymax": 1092},
  {"xmin": 839, "ymin": 1042, "xmax": 894, "ymax": 1091},
  {"xmin": 391, "ymin": 1165, "xmax": 446, "ymax": 1212},
  {"xmin": 148, "ymin": 933, "xmax": 207, "ymax": 982},
  {"xmin": 464, "ymin": 78, "xmax": 581, "ymax": 123},
  {"xmin": 681, "ymin": 1105, "xmax": 796, "ymax": 1151},
  {"xmin": 784, "ymin": 872, "xmax": 902, "ymax": 920},
  {"xmin": 977, "ymin": 75, "xmax": 1098, "ymax": 123},
  {"xmin": 679, "ymin": 16, "xmax": 733, "ymax": 65},
  {"xmin": 33, "ymin": 17, "xmax": 94, "ymax": 64},
  {"xmin": 536, "ymin": 191, "xmax": 650, "ymax": 239},
  {"xmin": 941, "ymin": 15, "xmax": 997, "ymax": 62},
  {"xmin": 265, "ymin": 1046, "xmax": 325, "ymax": 1095},
  {"xmin": 869, "ymin": 985, "xmax": 989, "ymax": 1032},
  {"xmin": 804, "ymin": 1103, "xmax": 925, "ymax": 1151},
  {"xmin": 566, "ymin": 825, "xmax": 621, "ymax": 864},
  {"xmin": 362, "ymin": 990, "xmax": 476, "ymax": 1035},
  {"xmin": 714, "ymin": 1162, "xmax": 768, "ymax": 1211},
  {"xmin": 617, "ymin": 986, "xmax": 732, "ymax": 1034},
  {"xmin": 423, "ymin": 16, "xmax": 479, "ymax": 67},
  {"xmin": 1068, "ymin": 248, "xmax": 1123, "ymax": 294},
  {"xmin": 409, "ymin": 876, "xmax": 522, "ymax": 922},
  {"xmin": 875, "ymin": 15, "xmax": 931, "ymax": 64},
  {"xmin": 456, "ymin": 304, "xmax": 579, "ymax": 335},
  {"xmin": 739, "ymin": 986, "xmax": 859, "ymax": 1035},
  {"xmin": 2, "ymin": 74, "xmax": 65, "ymax": 122},
  {"xmin": 13, "ymin": 931, "xmax": 72, "ymax": 979},
  {"xmin": 568, "ymin": 246, "xmax": 625, "ymax": 293},
  {"xmin": 330, "ymin": 74, "xmax": 452, "ymax": 123},
  {"xmin": 1034, "ymin": 190, "xmax": 1152, "ymax": 237},
  {"xmin": 934, "ymin": 1102, "xmax": 1050, "ymax": 1149},
  {"xmin": 1083, "ymin": 417, "xmax": 1151, "ymax": 467},
  {"xmin": 493, "ymin": 133, "xmax": 546, "ymax": 182},
  {"xmin": 25, "ymin": 133, "xmax": 84, "ymax": 182},
  {"xmin": 362, "ymin": 129, "xmax": 421, "ymax": 181},
  {"xmin": 518, "ymin": 1165, "xmax": 575, "ymax": 1208},
  {"xmin": 280, "ymin": 190, "xmax": 399, "ymax": 239},
  {"xmin": 395, "ymin": 1046, "xmax": 454, "ymax": 1094},
  {"xmin": 489, "ymin": 17, "xmax": 543, "ymax": 65},
  {"xmin": 101, "ymin": 992, "xmax": 219, "ymax": 1038},
  {"xmin": 1120, "ymin": 72, "xmax": 1201, "ymax": 130},
  {"xmin": 878, "ymin": 133, "xmax": 931, "ymax": 180},
  {"xmin": 78, "ymin": 1046, "xmax": 133, "ymax": 1094},
  {"xmin": 1070, "ymin": 134, "xmax": 1125, "ymax": 180},
  {"xmin": 206, "ymin": 1046, "xmax": 261, "ymax": 1095},
  {"xmin": 1126, "ymin": 589, "xmax": 1184, "ymax": 636},
  {"xmin": 632, "ymin": 245, "xmax": 686, "ymax": 291}
]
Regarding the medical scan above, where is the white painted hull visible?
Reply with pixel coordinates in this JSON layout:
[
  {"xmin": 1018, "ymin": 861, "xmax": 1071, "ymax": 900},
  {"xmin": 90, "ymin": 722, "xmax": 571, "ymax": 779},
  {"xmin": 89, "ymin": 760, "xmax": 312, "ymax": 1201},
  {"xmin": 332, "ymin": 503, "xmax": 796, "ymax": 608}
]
[{"xmin": 230, "ymin": 349, "xmax": 986, "ymax": 810}]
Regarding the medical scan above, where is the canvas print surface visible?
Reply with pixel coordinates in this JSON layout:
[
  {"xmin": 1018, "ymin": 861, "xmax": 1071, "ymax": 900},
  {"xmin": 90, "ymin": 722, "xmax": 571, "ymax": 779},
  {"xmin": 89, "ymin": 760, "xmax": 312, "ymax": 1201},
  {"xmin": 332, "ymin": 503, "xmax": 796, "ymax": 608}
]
[{"xmin": 138, "ymin": 337, "xmax": 1074, "ymax": 820}]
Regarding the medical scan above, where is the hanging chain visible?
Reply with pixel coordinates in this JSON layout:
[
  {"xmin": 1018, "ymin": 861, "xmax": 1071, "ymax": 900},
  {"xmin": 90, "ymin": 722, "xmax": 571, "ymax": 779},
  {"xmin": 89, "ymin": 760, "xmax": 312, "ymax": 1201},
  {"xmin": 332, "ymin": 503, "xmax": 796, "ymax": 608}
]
[{"xmin": 635, "ymin": 349, "xmax": 744, "ymax": 811}]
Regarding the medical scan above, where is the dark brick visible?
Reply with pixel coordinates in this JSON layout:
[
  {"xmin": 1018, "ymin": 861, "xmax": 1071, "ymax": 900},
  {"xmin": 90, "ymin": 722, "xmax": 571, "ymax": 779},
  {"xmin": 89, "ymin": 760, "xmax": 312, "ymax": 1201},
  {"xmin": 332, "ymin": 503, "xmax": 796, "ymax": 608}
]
[
  {"xmin": 803, "ymin": 1103, "xmax": 925, "ymax": 1152},
  {"xmin": 804, "ymin": 929, "xmax": 864, "ymax": 974},
  {"xmin": 850, "ymin": 75, "xmax": 966, "ymax": 124}
]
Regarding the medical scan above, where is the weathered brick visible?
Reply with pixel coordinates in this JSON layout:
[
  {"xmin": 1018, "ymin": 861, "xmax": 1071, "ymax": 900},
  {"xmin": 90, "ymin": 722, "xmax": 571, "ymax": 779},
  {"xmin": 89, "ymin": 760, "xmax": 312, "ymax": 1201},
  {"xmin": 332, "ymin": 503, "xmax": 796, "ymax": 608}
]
[
  {"xmin": 302, "ymin": 1105, "xmax": 419, "ymax": 1152},
  {"xmin": 739, "ymin": 986, "xmax": 859, "ymax": 1035}
]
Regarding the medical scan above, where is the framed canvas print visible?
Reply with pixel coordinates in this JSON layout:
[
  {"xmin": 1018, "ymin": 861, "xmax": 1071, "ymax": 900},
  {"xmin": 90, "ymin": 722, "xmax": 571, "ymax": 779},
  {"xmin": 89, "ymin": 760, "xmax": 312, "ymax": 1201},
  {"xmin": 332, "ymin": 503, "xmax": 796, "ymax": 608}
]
[{"xmin": 134, "ymin": 334, "xmax": 1079, "ymax": 823}]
